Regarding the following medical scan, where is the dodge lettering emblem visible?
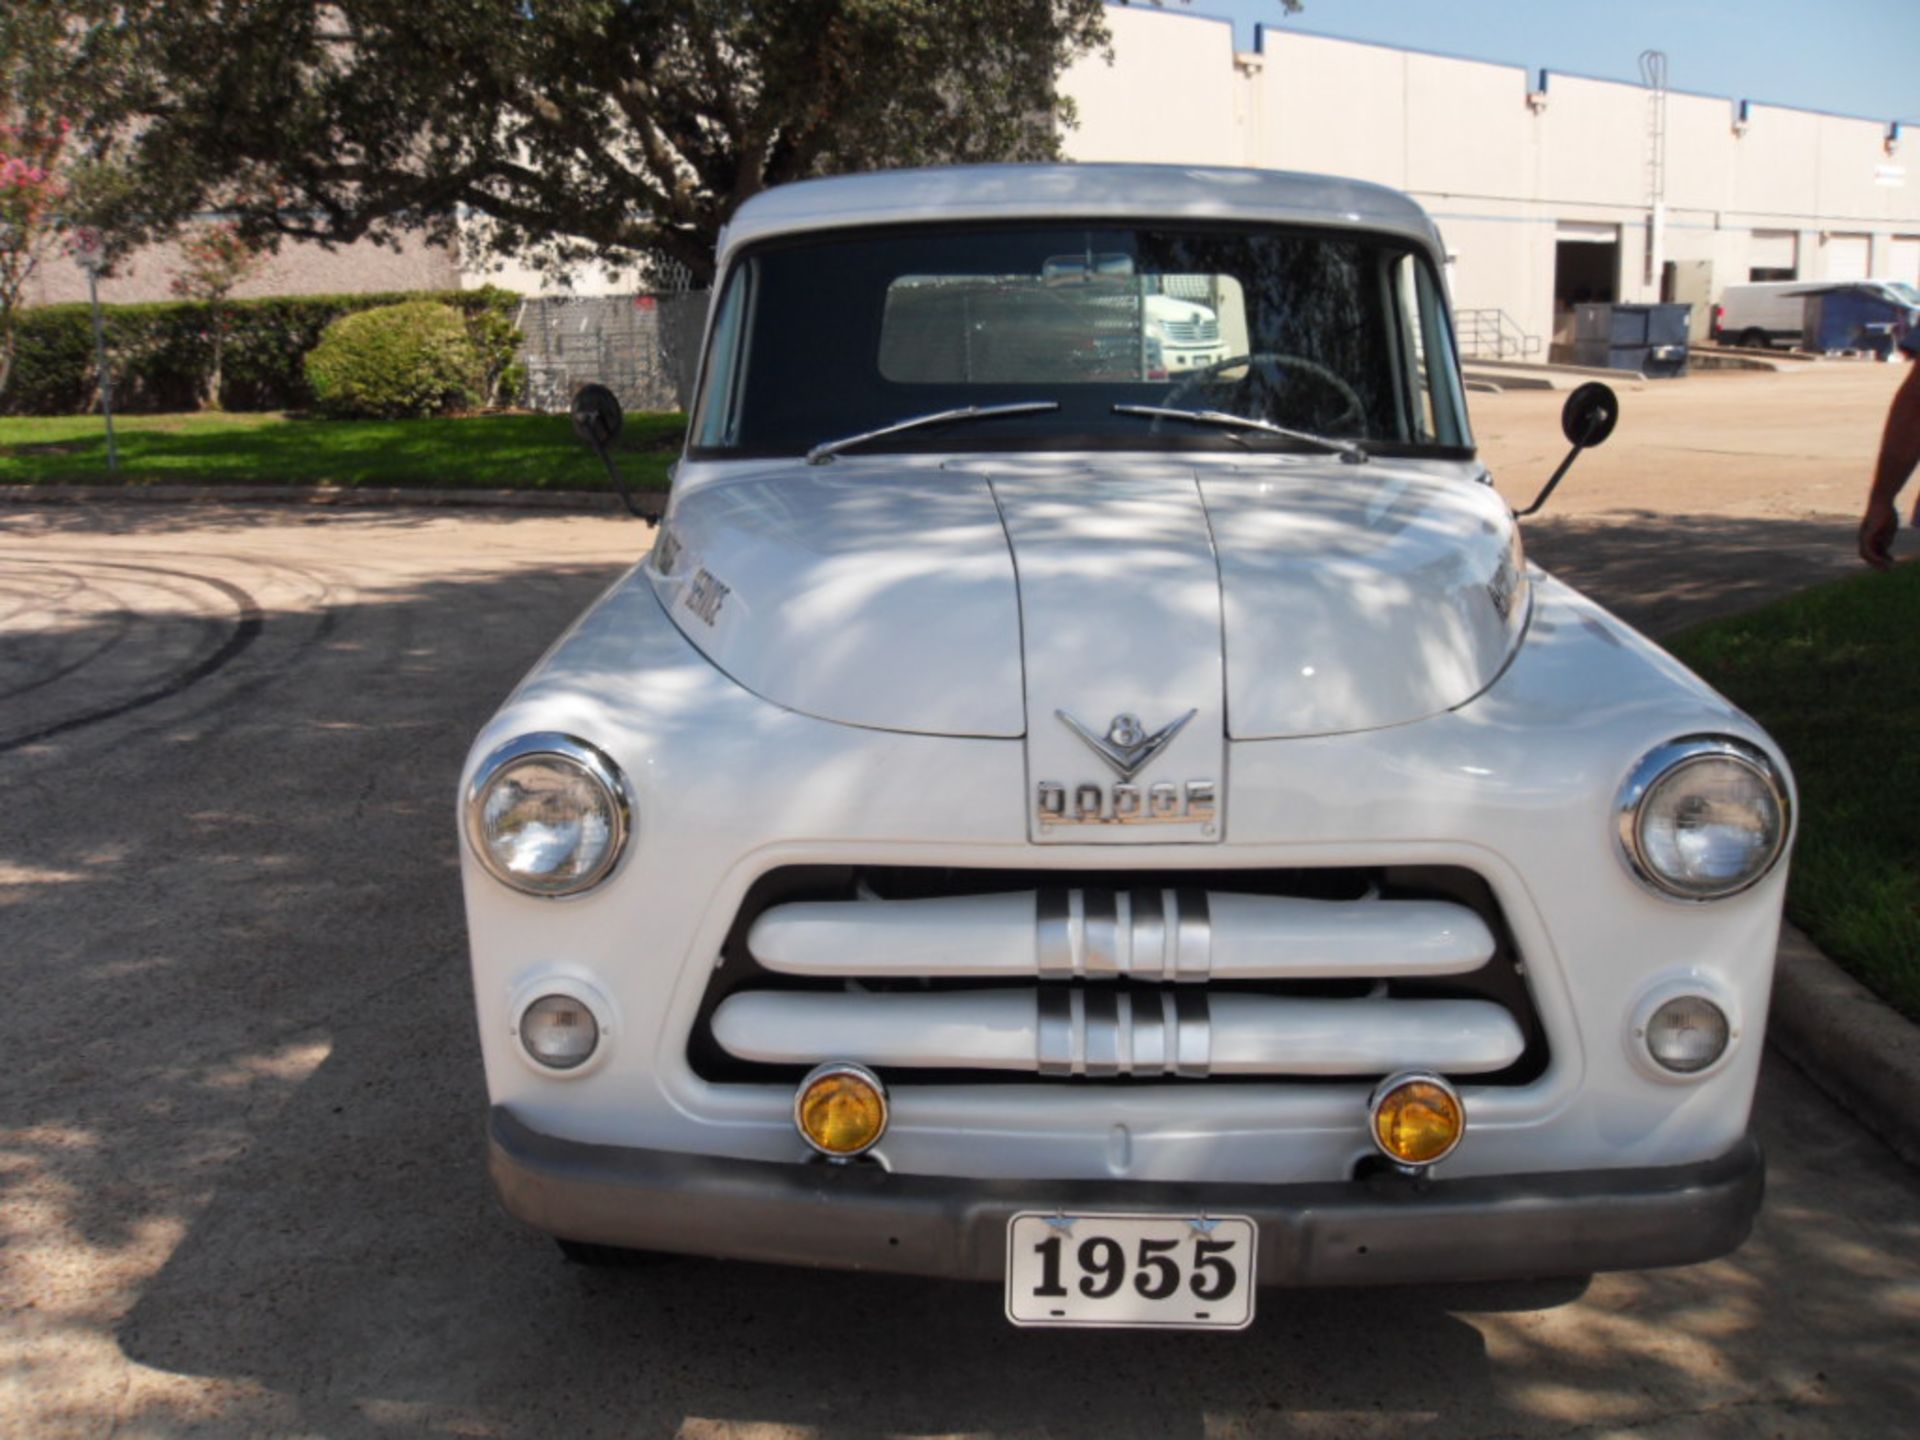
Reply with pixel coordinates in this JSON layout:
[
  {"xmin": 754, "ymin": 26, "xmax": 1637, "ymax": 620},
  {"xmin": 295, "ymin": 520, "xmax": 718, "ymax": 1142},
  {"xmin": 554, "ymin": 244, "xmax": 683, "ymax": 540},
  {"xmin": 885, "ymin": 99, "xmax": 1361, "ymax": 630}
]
[
  {"xmin": 1041, "ymin": 708, "xmax": 1215, "ymax": 830},
  {"xmin": 1036, "ymin": 778, "xmax": 1217, "ymax": 827}
]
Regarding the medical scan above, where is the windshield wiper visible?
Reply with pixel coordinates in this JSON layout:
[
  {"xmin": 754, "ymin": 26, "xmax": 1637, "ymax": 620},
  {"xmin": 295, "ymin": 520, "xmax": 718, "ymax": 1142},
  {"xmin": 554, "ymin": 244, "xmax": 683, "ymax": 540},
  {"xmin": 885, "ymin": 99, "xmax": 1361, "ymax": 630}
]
[
  {"xmin": 806, "ymin": 402, "xmax": 1061, "ymax": 465},
  {"xmin": 1111, "ymin": 404, "xmax": 1369, "ymax": 465}
]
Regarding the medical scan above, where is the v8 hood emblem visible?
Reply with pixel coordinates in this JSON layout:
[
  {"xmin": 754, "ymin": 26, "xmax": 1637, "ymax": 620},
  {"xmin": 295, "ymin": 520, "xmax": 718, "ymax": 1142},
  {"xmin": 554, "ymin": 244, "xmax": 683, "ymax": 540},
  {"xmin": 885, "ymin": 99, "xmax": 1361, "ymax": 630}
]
[{"xmin": 1056, "ymin": 708, "xmax": 1198, "ymax": 781}]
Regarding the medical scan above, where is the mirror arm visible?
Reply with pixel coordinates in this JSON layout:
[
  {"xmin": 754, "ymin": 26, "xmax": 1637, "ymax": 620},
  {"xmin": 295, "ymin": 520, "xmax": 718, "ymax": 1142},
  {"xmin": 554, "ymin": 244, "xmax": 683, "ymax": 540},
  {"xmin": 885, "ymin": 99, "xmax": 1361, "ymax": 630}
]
[
  {"xmin": 1515, "ymin": 444, "xmax": 1582, "ymax": 518},
  {"xmin": 586, "ymin": 428, "xmax": 646, "ymax": 519},
  {"xmin": 1520, "ymin": 380, "xmax": 1612, "ymax": 522},
  {"xmin": 570, "ymin": 383, "xmax": 646, "ymax": 520}
]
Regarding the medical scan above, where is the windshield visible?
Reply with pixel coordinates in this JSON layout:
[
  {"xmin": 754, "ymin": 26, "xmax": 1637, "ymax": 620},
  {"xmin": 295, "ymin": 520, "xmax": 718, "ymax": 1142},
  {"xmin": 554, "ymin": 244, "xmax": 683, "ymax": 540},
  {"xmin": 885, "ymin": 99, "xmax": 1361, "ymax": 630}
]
[{"xmin": 690, "ymin": 222, "xmax": 1471, "ymax": 458}]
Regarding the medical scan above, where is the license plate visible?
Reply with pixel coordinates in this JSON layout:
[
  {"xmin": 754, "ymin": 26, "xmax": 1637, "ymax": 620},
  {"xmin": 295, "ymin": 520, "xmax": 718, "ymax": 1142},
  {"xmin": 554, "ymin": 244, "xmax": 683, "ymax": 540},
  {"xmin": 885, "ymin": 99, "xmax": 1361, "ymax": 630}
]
[{"xmin": 1004, "ymin": 1212, "xmax": 1257, "ymax": 1330}]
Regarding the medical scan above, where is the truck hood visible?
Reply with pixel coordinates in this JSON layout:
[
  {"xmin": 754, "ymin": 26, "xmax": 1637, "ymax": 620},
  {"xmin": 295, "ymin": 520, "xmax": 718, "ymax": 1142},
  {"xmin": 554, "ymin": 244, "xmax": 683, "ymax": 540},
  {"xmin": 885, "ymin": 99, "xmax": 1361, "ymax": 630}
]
[{"xmin": 648, "ymin": 458, "xmax": 1527, "ymax": 742}]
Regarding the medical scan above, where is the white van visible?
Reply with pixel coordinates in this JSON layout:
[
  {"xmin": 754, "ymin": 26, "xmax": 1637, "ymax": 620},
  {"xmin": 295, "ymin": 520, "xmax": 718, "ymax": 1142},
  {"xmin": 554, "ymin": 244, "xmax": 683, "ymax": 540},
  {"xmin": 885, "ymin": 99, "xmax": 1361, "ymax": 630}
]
[{"xmin": 1713, "ymin": 278, "xmax": 1920, "ymax": 349}]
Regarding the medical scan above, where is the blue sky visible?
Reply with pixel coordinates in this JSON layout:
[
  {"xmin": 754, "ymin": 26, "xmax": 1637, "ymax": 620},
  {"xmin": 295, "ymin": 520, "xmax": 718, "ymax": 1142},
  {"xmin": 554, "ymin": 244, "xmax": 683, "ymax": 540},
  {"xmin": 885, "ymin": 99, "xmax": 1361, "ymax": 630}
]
[{"xmin": 1170, "ymin": 1, "xmax": 1920, "ymax": 123}]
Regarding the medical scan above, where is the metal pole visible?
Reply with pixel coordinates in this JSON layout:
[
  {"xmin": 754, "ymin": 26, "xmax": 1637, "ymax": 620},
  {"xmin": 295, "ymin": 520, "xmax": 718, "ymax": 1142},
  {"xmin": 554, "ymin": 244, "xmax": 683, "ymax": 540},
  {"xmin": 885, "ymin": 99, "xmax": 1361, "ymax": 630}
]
[{"xmin": 86, "ymin": 262, "xmax": 118, "ymax": 473}]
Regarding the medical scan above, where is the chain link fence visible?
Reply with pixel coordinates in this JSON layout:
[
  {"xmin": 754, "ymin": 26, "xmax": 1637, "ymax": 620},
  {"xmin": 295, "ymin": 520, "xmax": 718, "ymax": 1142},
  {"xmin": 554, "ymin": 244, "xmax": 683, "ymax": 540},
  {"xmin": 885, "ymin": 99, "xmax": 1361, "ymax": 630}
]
[{"xmin": 514, "ymin": 291, "xmax": 710, "ymax": 415}]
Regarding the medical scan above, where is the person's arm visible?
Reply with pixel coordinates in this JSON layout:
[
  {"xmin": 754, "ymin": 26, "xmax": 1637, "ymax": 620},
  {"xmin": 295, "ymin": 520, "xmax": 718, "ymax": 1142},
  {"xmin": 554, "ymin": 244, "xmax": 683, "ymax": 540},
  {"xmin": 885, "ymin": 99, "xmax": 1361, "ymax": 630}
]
[{"xmin": 1862, "ymin": 360, "xmax": 1920, "ymax": 569}]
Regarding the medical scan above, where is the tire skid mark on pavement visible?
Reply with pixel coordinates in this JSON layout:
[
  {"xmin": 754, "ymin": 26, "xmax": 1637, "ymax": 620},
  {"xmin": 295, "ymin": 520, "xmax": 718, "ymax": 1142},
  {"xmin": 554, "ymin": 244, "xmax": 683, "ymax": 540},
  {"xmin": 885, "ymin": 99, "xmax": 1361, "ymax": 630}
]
[
  {"xmin": 0, "ymin": 560, "xmax": 265, "ymax": 755},
  {"xmin": 0, "ymin": 565, "xmax": 143, "ymax": 705},
  {"xmin": 4, "ymin": 548, "xmax": 357, "ymax": 775},
  {"xmin": 0, "ymin": 563, "xmax": 90, "ymax": 627}
]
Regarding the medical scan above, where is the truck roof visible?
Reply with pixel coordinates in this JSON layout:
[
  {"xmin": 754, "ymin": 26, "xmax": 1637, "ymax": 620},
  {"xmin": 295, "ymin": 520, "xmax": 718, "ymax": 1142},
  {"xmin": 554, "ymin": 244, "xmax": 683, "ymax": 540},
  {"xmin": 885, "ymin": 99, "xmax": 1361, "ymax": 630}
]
[{"xmin": 717, "ymin": 163, "xmax": 1444, "ymax": 267}]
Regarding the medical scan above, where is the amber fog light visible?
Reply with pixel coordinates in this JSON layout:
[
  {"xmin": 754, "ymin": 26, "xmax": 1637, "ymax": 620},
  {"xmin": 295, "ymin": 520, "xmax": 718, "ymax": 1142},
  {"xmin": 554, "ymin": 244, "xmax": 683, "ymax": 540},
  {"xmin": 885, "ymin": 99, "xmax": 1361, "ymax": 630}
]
[
  {"xmin": 1645, "ymin": 995, "xmax": 1730, "ymax": 1074},
  {"xmin": 1369, "ymin": 1072, "xmax": 1465, "ymax": 1168},
  {"xmin": 795, "ymin": 1063, "xmax": 888, "ymax": 1159},
  {"xmin": 519, "ymin": 993, "xmax": 600, "ymax": 1070}
]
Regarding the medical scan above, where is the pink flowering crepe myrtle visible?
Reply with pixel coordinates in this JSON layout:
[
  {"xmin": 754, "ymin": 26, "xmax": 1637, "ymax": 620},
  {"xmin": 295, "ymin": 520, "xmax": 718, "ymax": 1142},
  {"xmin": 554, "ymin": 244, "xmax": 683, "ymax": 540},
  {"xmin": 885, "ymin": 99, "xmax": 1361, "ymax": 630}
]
[
  {"xmin": 169, "ymin": 220, "xmax": 270, "ymax": 408},
  {"xmin": 0, "ymin": 116, "xmax": 72, "ymax": 397}
]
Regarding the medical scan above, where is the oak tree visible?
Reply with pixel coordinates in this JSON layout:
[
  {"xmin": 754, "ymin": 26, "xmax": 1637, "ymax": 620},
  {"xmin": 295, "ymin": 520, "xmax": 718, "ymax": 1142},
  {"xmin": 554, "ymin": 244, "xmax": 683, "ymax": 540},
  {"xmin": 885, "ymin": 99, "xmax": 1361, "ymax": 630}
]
[{"xmin": 49, "ymin": 1, "xmax": 1113, "ymax": 285}]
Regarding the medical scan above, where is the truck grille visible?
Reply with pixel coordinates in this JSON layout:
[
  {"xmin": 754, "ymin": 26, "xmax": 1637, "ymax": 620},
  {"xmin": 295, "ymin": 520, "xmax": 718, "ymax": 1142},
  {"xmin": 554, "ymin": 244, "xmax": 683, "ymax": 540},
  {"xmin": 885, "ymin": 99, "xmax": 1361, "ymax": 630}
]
[
  {"xmin": 688, "ymin": 865, "xmax": 1547, "ymax": 1086},
  {"xmin": 1159, "ymin": 317, "xmax": 1221, "ymax": 344}
]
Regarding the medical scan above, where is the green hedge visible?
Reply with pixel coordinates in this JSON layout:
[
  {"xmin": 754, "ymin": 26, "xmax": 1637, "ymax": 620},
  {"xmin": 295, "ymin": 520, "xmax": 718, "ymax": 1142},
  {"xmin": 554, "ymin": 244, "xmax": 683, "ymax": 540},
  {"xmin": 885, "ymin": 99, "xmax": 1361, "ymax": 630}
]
[{"xmin": 1, "ymin": 286, "xmax": 523, "ymax": 416}]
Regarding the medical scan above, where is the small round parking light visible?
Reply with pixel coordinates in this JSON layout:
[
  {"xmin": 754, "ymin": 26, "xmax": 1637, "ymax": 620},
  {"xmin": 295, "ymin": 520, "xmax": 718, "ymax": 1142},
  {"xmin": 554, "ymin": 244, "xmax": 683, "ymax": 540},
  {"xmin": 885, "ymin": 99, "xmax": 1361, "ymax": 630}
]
[
  {"xmin": 1368, "ymin": 1072, "xmax": 1465, "ymax": 1168},
  {"xmin": 1644, "ymin": 995, "xmax": 1730, "ymax": 1075},
  {"xmin": 794, "ymin": 1062, "xmax": 889, "ymax": 1159},
  {"xmin": 519, "ymin": 993, "xmax": 600, "ymax": 1071}
]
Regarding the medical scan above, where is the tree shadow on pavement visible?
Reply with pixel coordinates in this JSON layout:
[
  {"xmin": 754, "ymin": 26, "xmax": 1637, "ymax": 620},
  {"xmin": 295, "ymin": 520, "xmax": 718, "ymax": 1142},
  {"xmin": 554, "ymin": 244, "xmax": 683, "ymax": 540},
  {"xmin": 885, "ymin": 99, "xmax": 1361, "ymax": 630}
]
[{"xmin": 1523, "ymin": 509, "xmax": 1863, "ymax": 638}]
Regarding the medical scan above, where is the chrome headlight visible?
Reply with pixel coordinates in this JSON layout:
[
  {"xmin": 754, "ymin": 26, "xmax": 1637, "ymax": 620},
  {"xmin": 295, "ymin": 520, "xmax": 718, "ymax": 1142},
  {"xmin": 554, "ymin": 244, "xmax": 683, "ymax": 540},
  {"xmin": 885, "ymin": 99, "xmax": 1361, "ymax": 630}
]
[
  {"xmin": 464, "ymin": 733, "xmax": 631, "ymax": 897},
  {"xmin": 1616, "ymin": 737, "xmax": 1789, "ymax": 900}
]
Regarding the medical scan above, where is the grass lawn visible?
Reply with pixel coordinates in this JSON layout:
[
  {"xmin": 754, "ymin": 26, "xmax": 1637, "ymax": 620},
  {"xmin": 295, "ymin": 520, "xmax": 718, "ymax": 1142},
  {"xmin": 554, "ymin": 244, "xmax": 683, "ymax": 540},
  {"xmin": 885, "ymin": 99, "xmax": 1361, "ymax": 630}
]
[
  {"xmin": 1667, "ymin": 560, "xmax": 1920, "ymax": 1019},
  {"xmin": 0, "ymin": 410, "xmax": 685, "ymax": 491}
]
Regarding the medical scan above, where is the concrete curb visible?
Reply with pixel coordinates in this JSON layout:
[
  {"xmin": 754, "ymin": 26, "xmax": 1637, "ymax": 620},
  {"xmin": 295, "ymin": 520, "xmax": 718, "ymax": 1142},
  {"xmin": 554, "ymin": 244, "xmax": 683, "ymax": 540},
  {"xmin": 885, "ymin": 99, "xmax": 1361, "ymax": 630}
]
[
  {"xmin": 1689, "ymin": 351, "xmax": 1796, "ymax": 373},
  {"xmin": 0, "ymin": 482, "xmax": 665, "ymax": 517},
  {"xmin": 1466, "ymin": 356, "xmax": 1649, "ymax": 383},
  {"xmin": 1769, "ymin": 923, "xmax": 1920, "ymax": 1169},
  {"xmin": 1463, "ymin": 368, "xmax": 1553, "ymax": 392}
]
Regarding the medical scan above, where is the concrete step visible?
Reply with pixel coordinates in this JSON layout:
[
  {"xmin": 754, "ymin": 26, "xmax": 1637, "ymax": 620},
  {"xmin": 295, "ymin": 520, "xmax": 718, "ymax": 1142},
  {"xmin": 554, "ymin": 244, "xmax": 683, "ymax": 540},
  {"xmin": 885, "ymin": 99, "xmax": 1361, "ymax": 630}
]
[{"xmin": 1462, "ymin": 362, "xmax": 1646, "ymax": 392}]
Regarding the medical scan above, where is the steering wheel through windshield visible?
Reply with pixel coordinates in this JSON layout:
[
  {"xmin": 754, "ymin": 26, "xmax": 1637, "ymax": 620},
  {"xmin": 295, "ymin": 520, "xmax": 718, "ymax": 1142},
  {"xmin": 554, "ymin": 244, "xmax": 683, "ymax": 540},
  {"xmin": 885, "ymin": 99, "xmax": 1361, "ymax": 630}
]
[{"xmin": 1160, "ymin": 352, "xmax": 1368, "ymax": 437}]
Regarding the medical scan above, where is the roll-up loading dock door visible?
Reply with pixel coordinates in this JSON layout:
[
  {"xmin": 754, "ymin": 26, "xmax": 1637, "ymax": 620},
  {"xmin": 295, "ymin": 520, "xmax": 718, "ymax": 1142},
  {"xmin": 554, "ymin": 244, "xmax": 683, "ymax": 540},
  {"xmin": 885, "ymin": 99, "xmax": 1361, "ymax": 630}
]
[
  {"xmin": 1553, "ymin": 222, "xmax": 1619, "ymax": 342},
  {"xmin": 1822, "ymin": 233, "xmax": 1871, "ymax": 282},
  {"xmin": 1749, "ymin": 230, "xmax": 1798, "ymax": 281},
  {"xmin": 1889, "ymin": 236, "xmax": 1920, "ymax": 288}
]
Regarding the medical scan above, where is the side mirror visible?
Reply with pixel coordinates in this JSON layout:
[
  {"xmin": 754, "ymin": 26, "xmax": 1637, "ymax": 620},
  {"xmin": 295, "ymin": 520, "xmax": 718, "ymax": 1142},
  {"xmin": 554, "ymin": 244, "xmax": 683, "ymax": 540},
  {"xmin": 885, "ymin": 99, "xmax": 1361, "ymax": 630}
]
[
  {"xmin": 1560, "ymin": 381, "xmax": 1619, "ymax": 449},
  {"xmin": 569, "ymin": 383, "xmax": 644, "ymax": 519},
  {"xmin": 1516, "ymin": 382, "xmax": 1620, "ymax": 519},
  {"xmin": 571, "ymin": 383, "xmax": 624, "ymax": 450}
]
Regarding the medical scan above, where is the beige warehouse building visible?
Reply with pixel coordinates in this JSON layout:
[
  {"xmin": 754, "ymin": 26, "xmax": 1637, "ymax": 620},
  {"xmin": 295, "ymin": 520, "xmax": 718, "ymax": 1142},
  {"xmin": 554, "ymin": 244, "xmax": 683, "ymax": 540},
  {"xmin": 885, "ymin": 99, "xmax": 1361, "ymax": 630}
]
[
  {"xmin": 1062, "ymin": 7, "xmax": 1920, "ymax": 355},
  {"xmin": 27, "ymin": 6, "xmax": 1920, "ymax": 351}
]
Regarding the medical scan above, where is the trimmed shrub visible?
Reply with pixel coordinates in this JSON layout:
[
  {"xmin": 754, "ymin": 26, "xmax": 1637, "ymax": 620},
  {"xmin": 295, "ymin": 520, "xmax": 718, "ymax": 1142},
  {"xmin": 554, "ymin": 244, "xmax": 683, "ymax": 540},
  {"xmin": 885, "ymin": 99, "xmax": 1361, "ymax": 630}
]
[
  {"xmin": 0, "ymin": 286, "xmax": 522, "ymax": 416},
  {"xmin": 304, "ymin": 302, "xmax": 485, "ymax": 419},
  {"xmin": 2, "ymin": 304, "xmax": 112, "ymax": 413}
]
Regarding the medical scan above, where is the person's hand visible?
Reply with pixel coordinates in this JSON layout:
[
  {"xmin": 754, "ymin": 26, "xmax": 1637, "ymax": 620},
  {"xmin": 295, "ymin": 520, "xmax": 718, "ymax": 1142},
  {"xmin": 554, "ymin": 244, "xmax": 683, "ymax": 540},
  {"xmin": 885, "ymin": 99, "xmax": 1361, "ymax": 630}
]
[{"xmin": 1860, "ymin": 496, "xmax": 1899, "ymax": 570}]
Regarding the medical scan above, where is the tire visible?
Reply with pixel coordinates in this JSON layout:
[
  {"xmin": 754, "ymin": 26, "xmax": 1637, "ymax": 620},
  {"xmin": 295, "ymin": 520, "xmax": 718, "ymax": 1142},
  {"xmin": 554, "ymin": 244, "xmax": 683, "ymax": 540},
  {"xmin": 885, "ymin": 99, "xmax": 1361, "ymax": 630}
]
[{"xmin": 1738, "ymin": 327, "xmax": 1770, "ymax": 350}]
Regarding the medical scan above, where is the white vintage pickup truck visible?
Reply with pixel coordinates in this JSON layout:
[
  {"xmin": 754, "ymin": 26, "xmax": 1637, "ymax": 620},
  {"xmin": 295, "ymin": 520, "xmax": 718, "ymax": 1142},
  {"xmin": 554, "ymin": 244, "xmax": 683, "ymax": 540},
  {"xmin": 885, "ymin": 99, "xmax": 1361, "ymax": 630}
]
[{"xmin": 460, "ymin": 164, "xmax": 1791, "ymax": 1329}]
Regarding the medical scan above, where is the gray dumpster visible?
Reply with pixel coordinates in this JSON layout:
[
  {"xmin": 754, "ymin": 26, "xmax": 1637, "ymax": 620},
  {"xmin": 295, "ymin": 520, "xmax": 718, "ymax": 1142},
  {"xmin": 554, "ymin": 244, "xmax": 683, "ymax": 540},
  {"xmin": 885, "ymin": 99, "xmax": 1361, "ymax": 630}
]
[{"xmin": 1571, "ymin": 303, "xmax": 1691, "ymax": 378}]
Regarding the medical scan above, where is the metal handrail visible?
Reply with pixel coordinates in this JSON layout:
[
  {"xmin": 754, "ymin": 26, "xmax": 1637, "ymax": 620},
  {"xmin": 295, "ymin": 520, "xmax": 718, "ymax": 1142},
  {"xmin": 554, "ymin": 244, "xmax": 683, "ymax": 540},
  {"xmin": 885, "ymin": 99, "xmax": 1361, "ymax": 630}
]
[{"xmin": 1455, "ymin": 308, "xmax": 1543, "ymax": 361}]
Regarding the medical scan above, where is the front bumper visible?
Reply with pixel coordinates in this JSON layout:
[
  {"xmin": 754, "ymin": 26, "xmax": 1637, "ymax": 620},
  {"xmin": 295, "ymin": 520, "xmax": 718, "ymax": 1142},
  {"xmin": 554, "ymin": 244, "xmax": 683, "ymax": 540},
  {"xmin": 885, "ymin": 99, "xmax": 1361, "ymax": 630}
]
[{"xmin": 489, "ymin": 1107, "xmax": 1763, "ymax": 1286}]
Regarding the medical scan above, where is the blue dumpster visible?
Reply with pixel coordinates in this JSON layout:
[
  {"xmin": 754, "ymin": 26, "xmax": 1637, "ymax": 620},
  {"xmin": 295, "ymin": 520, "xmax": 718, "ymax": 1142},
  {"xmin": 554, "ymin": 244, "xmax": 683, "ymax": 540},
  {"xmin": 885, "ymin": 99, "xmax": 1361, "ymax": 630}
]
[{"xmin": 1802, "ymin": 285, "xmax": 1917, "ymax": 359}]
